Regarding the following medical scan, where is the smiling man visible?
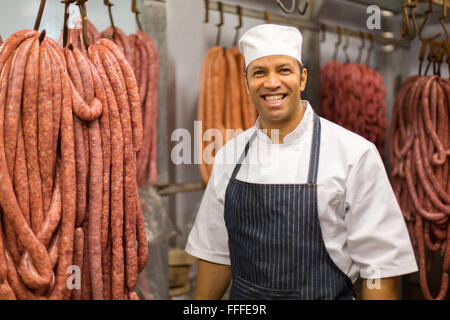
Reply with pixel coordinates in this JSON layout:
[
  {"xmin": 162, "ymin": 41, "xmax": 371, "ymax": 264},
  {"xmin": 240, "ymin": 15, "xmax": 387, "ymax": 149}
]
[{"xmin": 185, "ymin": 24, "xmax": 417, "ymax": 300}]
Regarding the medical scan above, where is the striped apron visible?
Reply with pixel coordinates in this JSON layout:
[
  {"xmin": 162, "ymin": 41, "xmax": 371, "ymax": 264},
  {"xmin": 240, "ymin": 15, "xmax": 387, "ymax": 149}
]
[{"xmin": 224, "ymin": 112, "xmax": 355, "ymax": 300}]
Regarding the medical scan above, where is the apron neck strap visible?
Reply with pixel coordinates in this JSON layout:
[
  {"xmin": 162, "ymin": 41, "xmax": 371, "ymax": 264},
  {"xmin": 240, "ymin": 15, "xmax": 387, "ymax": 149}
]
[
  {"xmin": 231, "ymin": 131, "xmax": 258, "ymax": 179},
  {"xmin": 307, "ymin": 112, "xmax": 321, "ymax": 184}
]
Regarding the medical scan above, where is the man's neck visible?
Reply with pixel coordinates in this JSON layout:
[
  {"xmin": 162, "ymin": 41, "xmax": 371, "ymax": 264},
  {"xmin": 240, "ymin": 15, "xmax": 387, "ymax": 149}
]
[{"xmin": 260, "ymin": 103, "xmax": 306, "ymax": 144}]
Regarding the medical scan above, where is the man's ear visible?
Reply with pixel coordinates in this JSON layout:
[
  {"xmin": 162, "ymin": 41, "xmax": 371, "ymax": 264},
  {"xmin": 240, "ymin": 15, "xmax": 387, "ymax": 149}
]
[{"xmin": 300, "ymin": 68, "xmax": 307, "ymax": 92}]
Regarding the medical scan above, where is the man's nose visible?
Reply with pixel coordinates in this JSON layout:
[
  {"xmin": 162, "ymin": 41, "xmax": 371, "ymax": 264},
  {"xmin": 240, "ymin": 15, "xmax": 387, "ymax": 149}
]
[{"xmin": 264, "ymin": 73, "xmax": 281, "ymax": 89}]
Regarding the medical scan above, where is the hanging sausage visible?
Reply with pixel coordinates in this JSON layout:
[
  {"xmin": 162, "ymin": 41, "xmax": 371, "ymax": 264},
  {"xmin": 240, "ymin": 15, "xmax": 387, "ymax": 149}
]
[
  {"xmin": 130, "ymin": 30, "xmax": 160, "ymax": 187},
  {"xmin": 0, "ymin": 0, "xmax": 149, "ymax": 300},
  {"xmin": 320, "ymin": 42, "xmax": 388, "ymax": 155},
  {"xmin": 389, "ymin": 74, "xmax": 449, "ymax": 300},
  {"xmin": 0, "ymin": 29, "xmax": 77, "ymax": 300},
  {"xmin": 197, "ymin": 44, "xmax": 257, "ymax": 184}
]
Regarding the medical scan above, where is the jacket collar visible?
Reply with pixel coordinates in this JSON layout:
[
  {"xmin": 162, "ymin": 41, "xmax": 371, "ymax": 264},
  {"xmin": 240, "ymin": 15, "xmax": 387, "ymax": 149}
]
[{"xmin": 254, "ymin": 100, "xmax": 313, "ymax": 145}]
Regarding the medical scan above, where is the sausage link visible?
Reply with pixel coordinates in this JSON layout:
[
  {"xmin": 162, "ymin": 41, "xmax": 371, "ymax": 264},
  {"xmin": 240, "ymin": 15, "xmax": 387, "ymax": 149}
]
[
  {"xmin": 89, "ymin": 44, "xmax": 125, "ymax": 300},
  {"xmin": 97, "ymin": 38, "xmax": 143, "ymax": 152},
  {"xmin": 138, "ymin": 31, "xmax": 160, "ymax": 184},
  {"xmin": 70, "ymin": 227, "xmax": 84, "ymax": 300},
  {"xmin": 1, "ymin": 51, "xmax": 22, "ymax": 265},
  {"xmin": 135, "ymin": 38, "xmax": 152, "ymax": 186},
  {"xmin": 224, "ymin": 48, "xmax": 241, "ymax": 131},
  {"xmin": 133, "ymin": 35, "xmax": 142, "ymax": 91},
  {"xmin": 4, "ymin": 249, "xmax": 39, "ymax": 300},
  {"xmin": 88, "ymin": 119, "xmax": 104, "ymax": 300},
  {"xmin": 73, "ymin": 47, "xmax": 94, "ymax": 104},
  {"xmin": 136, "ymin": 36, "xmax": 148, "ymax": 106},
  {"xmin": 0, "ymin": 40, "xmax": 53, "ymax": 292},
  {"xmin": 71, "ymin": 83, "xmax": 103, "ymax": 121},
  {"xmin": 37, "ymin": 40, "xmax": 54, "ymax": 213},
  {"xmin": 4, "ymin": 37, "xmax": 34, "ymax": 185},
  {"xmin": 48, "ymin": 229, "xmax": 60, "ymax": 269},
  {"xmin": 64, "ymin": 47, "xmax": 88, "ymax": 228},
  {"xmin": 198, "ymin": 47, "xmax": 221, "ymax": 183},
  {"xmin": 81, "ymin": 225, "xmax": 91, "ymax": 300},
  {"xmin": 0, "ymin": 210, "xmax": 9, "ymax": 283},
  {"xmin": 0, "ymin": 29, "xmax": 39, "ymax": 72},
  {"xmin": 88, "ymin": 56, "xmax": 111, "ymax": 253},
  {"xmin": 48, "ymin": 44, "xmax": 77, "ymax": 300},
  {"xmin": 136, "ymin": 195, "xmax": 149, "ymax": 273},
  {"xmin": 102, "ymin": 236, "xmax": 112, "ymax": 300},
  {"xmin": 48, "ymin": 41, "xmax": 62, "ymax": 190},
  {"xmin": 14, "ymin": 118, "xmax": 30, "ymax": 254},
  {"xmin": 98, "ymin": 45, "xmax": 138, "ymax": 291},
  {"xmin": 128, "ymin": 34, "xmax": 137, "ymax": 78},
  {"xmin": 235, "ymin": 49, "xmax": 250, "ymax": 129},
  {"xmin": 17, "ymin": 163, "xmax": 61, "ymax": 291},
  {"xmin": 0, "ymin": 279, "xmax": 17, "ymax": 300},
  {"xmin": 73, "ymin": 116, "xmax": 88, "ymax": 228}
]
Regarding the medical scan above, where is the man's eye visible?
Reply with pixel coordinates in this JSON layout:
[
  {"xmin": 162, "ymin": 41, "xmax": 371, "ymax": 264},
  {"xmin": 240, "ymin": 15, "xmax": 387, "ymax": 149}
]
[
  {"xmin": 280, "ymin": 68, "xmax": 291, "ymax": 74},
  {"xmin": 253, "ymin": 71, "xmax": 264, "ymax": 76}
]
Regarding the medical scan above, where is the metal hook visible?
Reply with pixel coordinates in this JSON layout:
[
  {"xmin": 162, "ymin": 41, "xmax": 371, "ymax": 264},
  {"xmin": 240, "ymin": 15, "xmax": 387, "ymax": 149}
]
[
  {"xmin": 215, "ymin": 1, "xmax": 224, "ymax": 46},
  {"xmin": 60, "ymin": 0, "xmax": 77, "ymax": 47},
  {"xmin": 204, "ymin": 0, "xmax": 209, "ymax": 23},
  {"xmin": 233, "ymin": 6, "xmax": 243, "ymax": 47},
  {"xmin": 418, "ymin": 0, "xmax": 432, "ymax": 40},
  {"xmin": 332, "ymin": 26, "xmax": 342, "ymax": 61},
  {"xmin": 104, "ymin": 0, "xmax": 117, "ymax": 40},
  {"xmin": 356, "ymin": 31, "xmax": 365, "ymax": 64},
  {"xmin": 76, "ymin": 0, "xmax": 89, "ymax": 50},
  {"xmin": 277, "ymin": 0, "xmax": 296, "ymax": 14},
  {"xmin": 216, "ymin": 1, "xmax": 224, "ymax": 27},
  {"xmin": 34, "ymin": 0, "xmax": 47, "ymax": 31},
  {"xmin": 297, "ymin": 0, "xmax": 309, "ymax": 15},
  {"xmin": 132, "ymin": 0, "xmax": 143, "ymax": 31},
  {"xmin": 434, "ymin": 40, "xmax": 445, "ymax": 76},
  {"xmin": 342, "ymin": 29, "xmax": 350, "ymax": 63},
  {"xmin": 400, "ymin": 0, "xmax": 418, "ymax": 40},
  {"xmin": 424, "ymin": 40, "xmax": 438, "ymax": 75},
  {"xmin": 419, "ymin": 34, "xmax": 440, "ymax": 75}
]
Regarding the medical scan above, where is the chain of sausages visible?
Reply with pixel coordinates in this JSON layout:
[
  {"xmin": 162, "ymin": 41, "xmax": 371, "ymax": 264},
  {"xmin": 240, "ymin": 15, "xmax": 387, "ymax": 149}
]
[
  {"xmin": 389, "ymin": 75, "xmax": 450, "ymax": 300},
  {"xmin": 128, "ymin": 30, "xmax": 160, "ymax": 187},
  {"xmin": 98, "ymin": 26, "xmax": 160, "ymax": 187},
  {"xmin": 0, "ymin": 29, "xmax": 148, "ymax": 300},
  {"xmin": 321, "ymin": 61, "xmax": 388, "ymax": 154},
  {"xmin": 197, "ymin": 46, "xmax": 257, "ymax": 184}
]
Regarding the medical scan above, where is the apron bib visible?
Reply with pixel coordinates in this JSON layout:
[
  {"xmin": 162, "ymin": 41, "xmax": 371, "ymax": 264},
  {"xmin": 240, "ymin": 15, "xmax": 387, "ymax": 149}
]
[{"xmin": 224, "ymin": 112, "xmax": 355, "ymax": 300}]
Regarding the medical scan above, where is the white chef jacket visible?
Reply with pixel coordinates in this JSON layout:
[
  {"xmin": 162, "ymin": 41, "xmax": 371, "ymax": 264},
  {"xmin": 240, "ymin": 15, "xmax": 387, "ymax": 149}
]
[{"xmin": 186, "ymin": 101, "xmax": 418, "ymax": 283}]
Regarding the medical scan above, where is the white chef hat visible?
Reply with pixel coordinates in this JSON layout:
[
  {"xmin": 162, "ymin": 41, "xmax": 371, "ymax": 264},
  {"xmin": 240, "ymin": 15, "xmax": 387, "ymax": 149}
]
[{"xmin": 238, "ymin": 24, "xmax": 303, "ymax": 68}]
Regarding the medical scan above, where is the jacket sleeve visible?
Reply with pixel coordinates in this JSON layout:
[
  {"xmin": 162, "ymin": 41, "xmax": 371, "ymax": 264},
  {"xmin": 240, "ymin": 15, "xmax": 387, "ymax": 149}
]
[
  {"xmin": 344, "ymin": 143, "xmax": 418, "ymax": 279},
  {"xmin": 185, "ymin": 163, "xmax": 231, "ymax": 265}
]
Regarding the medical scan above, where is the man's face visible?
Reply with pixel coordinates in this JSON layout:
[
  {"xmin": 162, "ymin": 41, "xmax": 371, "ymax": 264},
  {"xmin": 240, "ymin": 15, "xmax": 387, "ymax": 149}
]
[{"xmin": 245, "ymin": 55, "xmax": 307, "ymax": 125}]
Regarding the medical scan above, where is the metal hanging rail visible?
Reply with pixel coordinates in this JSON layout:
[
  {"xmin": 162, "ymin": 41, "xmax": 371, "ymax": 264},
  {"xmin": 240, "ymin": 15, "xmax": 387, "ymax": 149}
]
[{"xmin": 205, "ymin": 0, "xmax": 409, "ymax": 48}]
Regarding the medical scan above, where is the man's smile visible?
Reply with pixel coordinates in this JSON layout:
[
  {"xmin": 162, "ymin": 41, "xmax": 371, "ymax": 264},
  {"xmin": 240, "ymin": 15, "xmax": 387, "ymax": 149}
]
[{"xmin": 261, "ymin": 93, "xmax": 288, "ymax": 107}]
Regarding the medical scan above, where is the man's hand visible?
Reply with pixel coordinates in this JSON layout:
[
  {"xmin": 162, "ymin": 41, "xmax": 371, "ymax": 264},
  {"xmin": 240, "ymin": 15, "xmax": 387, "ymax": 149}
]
[
  {"xmin": 361, "ymin": 277, "xmax": 398, "ymax": 300},
  {"xmin": 194, "ymin": 259, "xmax": 232, "ymax": 300}
]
